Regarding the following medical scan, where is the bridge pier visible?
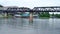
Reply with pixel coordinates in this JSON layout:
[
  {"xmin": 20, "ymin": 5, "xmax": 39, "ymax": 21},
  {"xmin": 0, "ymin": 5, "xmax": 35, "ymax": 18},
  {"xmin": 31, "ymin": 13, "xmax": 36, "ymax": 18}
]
[
  {"xmin": 6, "ymin": 12, "xmax": 8, "ymax": 17},
  {"xmin": 29, "ymin": 12, "xmax": 33, "ymax": 23},
  {"xmin": 5, "ymin": 12, "xmax": 8, "ymax": 17}
]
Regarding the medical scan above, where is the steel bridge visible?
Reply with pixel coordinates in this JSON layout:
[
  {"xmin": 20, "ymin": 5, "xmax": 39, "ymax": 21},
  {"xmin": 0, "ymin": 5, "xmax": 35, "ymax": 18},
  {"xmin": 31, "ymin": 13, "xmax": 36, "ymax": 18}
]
[
  {"xmin": 0, "ymin": 6, "xmax": 60, "ymax": 22},
  {"xmin": 0, "ymin": 6, "xmax": 60, "ymax": 13},
  {"xmin": 33, "ymin": 6, "xmax": 60, "ymax": 12}
]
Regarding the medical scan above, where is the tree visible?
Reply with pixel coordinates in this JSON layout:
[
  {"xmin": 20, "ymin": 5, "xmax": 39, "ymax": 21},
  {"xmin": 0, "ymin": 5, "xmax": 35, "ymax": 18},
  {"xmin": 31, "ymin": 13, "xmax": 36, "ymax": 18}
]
[
  {"xmin": 54, "ymin": 14, "xmax": 60, "ymax": 18},
  {"xmin": 0, "ymin": 5, "xmax": 3, "ymax": 7},
  {"xmin": 38, "ymin": 12, "xmax": 50, "ymax": 17}
]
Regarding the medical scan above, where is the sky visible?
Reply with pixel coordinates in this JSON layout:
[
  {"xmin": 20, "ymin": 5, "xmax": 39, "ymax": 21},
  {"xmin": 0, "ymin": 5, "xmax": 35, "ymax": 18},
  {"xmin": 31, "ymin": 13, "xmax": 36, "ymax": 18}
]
[{"xmin": 0, "ymin": 0, "xmax": 60, "ymax": 9}]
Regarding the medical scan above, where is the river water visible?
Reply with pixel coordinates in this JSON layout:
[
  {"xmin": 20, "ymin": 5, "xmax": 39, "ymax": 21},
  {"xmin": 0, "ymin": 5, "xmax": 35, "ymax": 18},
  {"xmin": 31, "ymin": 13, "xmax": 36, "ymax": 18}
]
[{"xmin": 0, "ymin": 18, "xmax": 60, "ymax": 34}]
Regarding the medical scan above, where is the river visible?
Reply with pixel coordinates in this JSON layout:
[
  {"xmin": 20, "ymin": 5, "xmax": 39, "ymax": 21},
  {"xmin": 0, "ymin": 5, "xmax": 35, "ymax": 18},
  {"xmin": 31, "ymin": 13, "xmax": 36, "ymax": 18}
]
[{"xmin": 0, "ymin": 18, "xmax": 60, "ymax": 34}]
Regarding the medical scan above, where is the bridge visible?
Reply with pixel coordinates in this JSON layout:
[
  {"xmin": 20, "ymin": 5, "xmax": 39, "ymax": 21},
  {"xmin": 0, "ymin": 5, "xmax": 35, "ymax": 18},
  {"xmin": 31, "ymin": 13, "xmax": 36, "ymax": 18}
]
[
  {"xmin": 33, "ymin": 6, "xmax": 60, "ymax": 12},
  {"xmin": 0, "ymin": 6, "xmax": 60, "ymax": 22},
  {"xmin": 0, "ymin": 6, "xmax": 60, "ymax": 12}
]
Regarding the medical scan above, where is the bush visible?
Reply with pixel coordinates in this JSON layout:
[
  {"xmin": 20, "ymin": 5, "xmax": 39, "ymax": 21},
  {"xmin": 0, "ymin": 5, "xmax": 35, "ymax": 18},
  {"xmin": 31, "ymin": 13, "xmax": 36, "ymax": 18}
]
[
  {"xmin": 38, "ymin": 12, "xmax": 50, "ymax": 17},
  {"xmin": 54, "ymin": 14, "xmax": 60, "ymax": 18}
]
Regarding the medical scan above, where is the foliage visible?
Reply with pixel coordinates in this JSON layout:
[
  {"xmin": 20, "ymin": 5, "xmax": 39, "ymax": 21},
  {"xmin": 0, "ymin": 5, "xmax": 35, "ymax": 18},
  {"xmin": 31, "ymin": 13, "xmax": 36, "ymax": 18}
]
[
  {"xmin": 38, "ymin": 12, "xmax": 50, "ymax": 17},
  {"xmin": 54, "ymin": 14, "xmax": 60, "ymax": 18},
  {"xmin": 0, "ymin": 5, "xmax": 3, "ymax": 7}
]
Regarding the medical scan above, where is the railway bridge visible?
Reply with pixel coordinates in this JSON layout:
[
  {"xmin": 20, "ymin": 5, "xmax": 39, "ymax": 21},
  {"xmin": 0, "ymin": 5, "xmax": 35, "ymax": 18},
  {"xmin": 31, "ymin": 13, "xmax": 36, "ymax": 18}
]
[{"xmin": 0, "ymin": 6, "xmax": 60, "ymax": 22}]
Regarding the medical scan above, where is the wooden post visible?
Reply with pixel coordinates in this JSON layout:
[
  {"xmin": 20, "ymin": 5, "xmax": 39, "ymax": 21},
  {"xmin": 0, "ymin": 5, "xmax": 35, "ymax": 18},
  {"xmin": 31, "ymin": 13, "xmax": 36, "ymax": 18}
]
[{"xmin": 29, "ymin": 12, "xmax": 33, "ymax": 23}]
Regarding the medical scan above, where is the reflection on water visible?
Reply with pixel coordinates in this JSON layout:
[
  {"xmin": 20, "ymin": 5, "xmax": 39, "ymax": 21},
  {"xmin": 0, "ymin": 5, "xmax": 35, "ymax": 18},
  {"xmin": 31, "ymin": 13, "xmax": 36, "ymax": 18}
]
[{"xmin": 0, "ymin": 18, "xmax": 60, "ymax": 34}]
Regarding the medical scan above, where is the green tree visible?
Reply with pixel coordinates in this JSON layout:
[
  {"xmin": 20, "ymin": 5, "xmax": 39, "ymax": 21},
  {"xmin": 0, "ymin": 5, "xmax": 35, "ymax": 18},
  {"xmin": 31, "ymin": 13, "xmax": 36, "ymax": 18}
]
[
  {"xmin": 0, "ymin": 5, "xmax": 3, "ymax": 7},
  {"xmin": 54, "ymin": 14, "xmax": 60, "ymax": 18},
  {"xmin": 38, "ymin": 12, "xmax": 50, "ymax": 17}
]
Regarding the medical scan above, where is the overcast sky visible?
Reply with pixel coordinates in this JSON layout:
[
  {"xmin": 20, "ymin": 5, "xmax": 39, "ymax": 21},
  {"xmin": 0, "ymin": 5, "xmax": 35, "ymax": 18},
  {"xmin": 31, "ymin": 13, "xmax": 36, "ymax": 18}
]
[{"xmin": 0, "ymin": 0, "xmax": 60, "ymax": 9}]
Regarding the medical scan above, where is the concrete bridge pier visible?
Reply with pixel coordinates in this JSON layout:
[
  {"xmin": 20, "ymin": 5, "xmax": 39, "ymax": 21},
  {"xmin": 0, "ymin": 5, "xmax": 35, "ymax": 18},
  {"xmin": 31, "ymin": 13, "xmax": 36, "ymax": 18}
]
[
  {"xmin": 6, "ymin": 12, "xmax": 8, "ymax": 17},
  {"xmin": 29, "ymin": 12, "xmax": 33, "ymax": 23},
  {"xmin": 5, "ymin": 12, "xmax": 8, "ymax": 17}
]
